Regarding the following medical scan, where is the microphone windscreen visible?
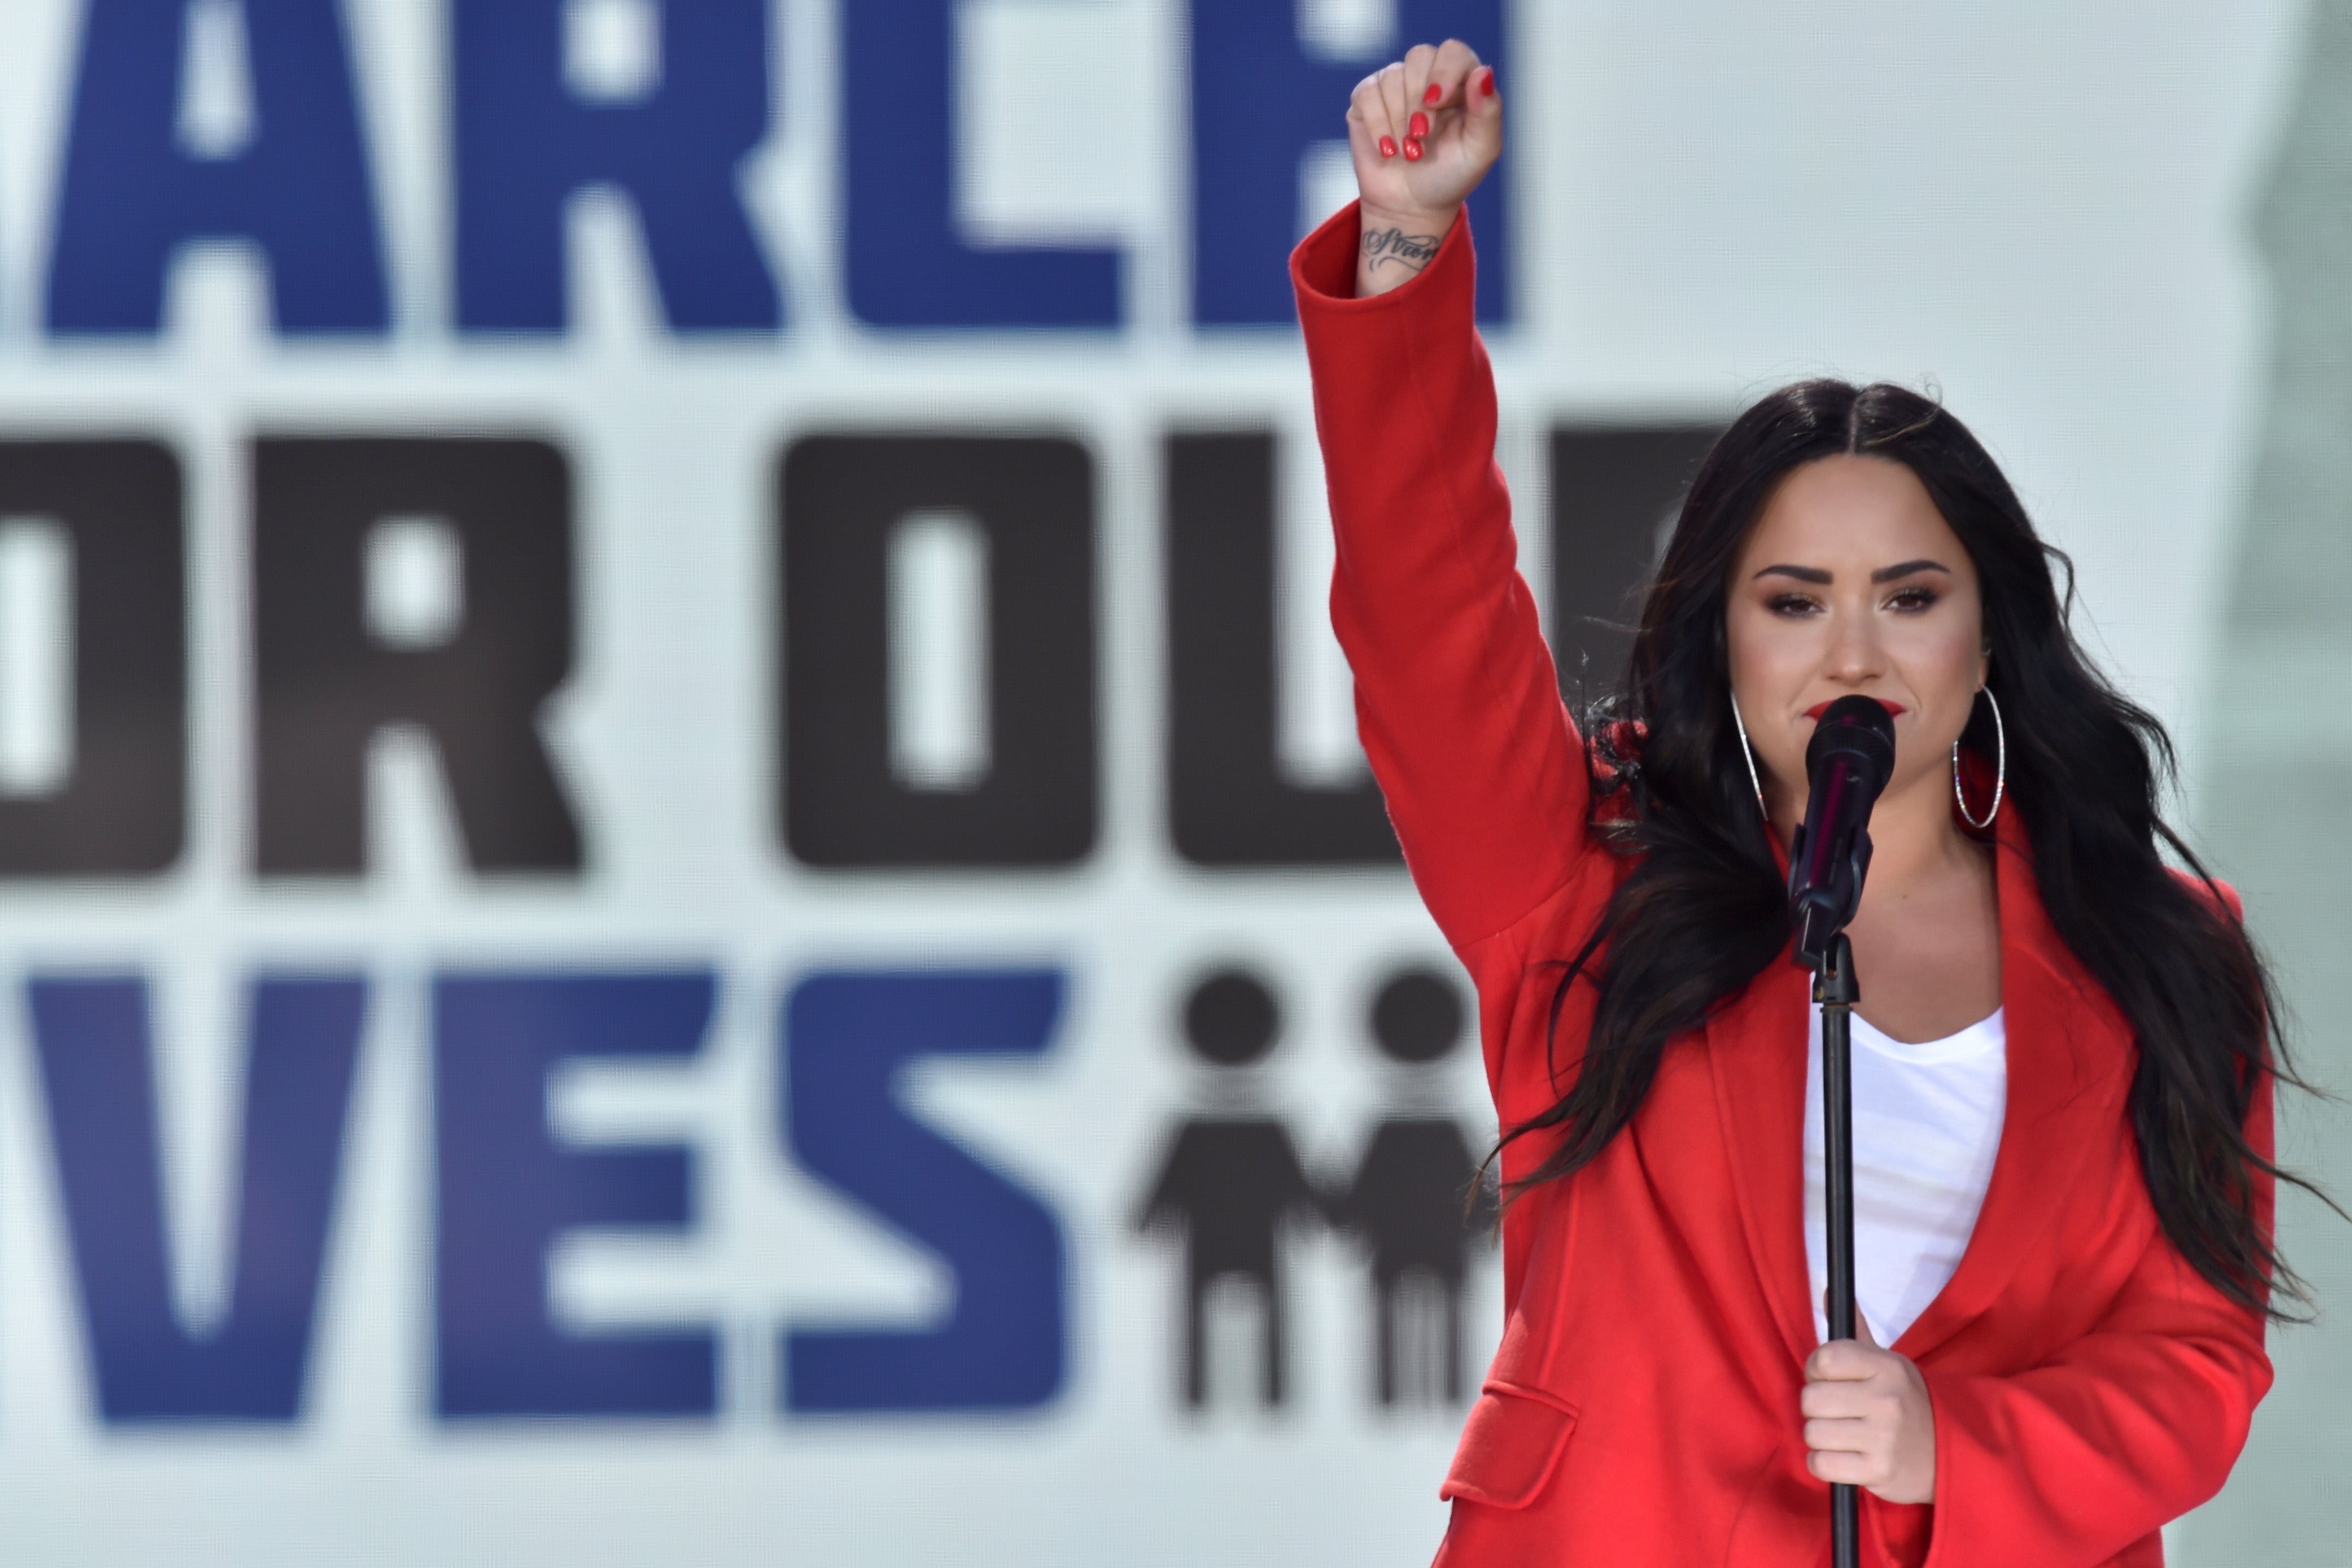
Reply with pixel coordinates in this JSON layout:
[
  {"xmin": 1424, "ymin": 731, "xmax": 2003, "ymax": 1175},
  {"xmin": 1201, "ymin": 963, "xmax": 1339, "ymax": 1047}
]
[{"xmin": 1804, "ymin": 695, "xmax": 1897, "ymax": 797}]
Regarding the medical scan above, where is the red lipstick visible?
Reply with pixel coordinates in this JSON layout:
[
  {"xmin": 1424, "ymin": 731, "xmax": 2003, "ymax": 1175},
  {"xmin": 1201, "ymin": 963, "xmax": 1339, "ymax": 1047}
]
[{"xmin": 1804, "ymin": 698, "xmax": 1906, "ymax": 721}]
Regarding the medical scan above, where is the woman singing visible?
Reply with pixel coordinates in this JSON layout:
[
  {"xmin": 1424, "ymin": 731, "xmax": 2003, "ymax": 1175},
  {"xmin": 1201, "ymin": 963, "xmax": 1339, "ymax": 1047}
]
[{"xmin": 1295, "ymin": 40, "xmax": 2302, "ymax": 1567}]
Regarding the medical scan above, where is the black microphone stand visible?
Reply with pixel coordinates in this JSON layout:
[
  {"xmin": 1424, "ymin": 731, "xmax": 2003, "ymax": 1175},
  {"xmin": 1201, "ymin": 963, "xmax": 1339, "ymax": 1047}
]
[
  {"xmin": 1783, "ymin": 694, "xmax": 1894, "ymax": 1568},
  {"xmin": 1815, "ymin": 932, "xmax": 1860, "ymax": 1568}
]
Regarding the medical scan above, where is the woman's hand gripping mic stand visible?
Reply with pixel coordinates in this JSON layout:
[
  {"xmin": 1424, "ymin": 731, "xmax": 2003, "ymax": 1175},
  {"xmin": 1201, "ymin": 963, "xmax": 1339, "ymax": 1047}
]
[{"xmin": 1785, "ymin": 696, "xmax": 1900, "ymax": 1568}]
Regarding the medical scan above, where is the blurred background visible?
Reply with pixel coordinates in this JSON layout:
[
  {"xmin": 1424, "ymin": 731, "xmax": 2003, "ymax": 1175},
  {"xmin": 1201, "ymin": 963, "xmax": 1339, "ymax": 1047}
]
[{"xmin": 0, "ymin": 0, "xmax": 2338, "ymax": 1561}]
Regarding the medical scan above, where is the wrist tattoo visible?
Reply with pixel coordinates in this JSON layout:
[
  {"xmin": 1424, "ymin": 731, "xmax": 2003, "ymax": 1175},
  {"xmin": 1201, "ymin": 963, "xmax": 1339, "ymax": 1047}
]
[{"xmin": 1362, "ymin": 227, "xmax": 1442, "ymax": 275}]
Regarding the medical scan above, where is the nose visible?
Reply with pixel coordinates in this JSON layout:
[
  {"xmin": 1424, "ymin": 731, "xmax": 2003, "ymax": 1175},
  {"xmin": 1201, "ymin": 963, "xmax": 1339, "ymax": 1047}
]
[{"xmin": 1823, "ymin": 601, "xmax": 1884, "ymax": 686}]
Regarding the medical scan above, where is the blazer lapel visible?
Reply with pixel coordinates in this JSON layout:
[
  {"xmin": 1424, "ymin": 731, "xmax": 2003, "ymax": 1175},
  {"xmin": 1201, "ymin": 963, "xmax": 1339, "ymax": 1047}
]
[
  {"xmin": 1707, "ymin": 959, "xmax": 1818, "ymax": 1368},
  {"xmin": 1704, "ymin": 807, "xmax": 2121, "ymax": 1370},
  {"xmin": 1893, "ymin": 809, "xmax": 2112, "ymax": 1362}
]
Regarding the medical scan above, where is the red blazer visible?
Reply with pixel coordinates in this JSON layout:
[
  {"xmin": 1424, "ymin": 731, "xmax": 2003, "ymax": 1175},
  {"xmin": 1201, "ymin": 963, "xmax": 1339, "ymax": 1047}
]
[{"xmin": 1292, "ymin": 203, "xmax": 2274, "ymax": 1568}]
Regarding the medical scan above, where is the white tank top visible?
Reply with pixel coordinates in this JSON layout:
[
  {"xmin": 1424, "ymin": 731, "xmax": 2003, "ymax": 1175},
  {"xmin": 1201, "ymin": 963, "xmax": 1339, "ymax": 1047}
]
[{"xmin": 1803, "ymin": 1004, "xmax": 2007, "ymax": 1347}]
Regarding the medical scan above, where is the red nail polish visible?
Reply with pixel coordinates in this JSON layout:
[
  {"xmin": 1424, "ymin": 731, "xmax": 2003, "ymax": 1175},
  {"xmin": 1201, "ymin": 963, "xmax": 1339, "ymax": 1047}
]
[
  {"xmin": 1423, "ymin": 83, "xmax": 1442, "ymax": 105},
  {"xmin": 1378, "ymin": 135, "xmax": 1397, "ymax": 158},
  {"xmin": 1402, "ymin": 138, "xmax": 1423, "ymax": 162},
  {"xmin": 1480, "ymin": 68, "xmax": 1497, "ymax": 97},
  {"xmin": 1408, "ymin": 111, "xmax": 1428, "ymax": 138}
]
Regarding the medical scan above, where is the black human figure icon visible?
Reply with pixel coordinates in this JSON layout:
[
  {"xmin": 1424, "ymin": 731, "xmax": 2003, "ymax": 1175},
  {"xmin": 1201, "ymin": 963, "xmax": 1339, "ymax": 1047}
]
[
  {"xmin": 1133, "ymin": 968, "xmax": 1324, "ymax": 1409},
  {"xmin": 1331, "ymin": 965, "xmax": 1495, "ymax": 1407}
]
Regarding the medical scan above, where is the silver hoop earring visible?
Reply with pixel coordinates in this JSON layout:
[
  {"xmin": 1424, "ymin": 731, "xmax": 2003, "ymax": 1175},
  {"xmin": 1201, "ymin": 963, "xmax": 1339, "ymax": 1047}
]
[
  {"xmin": 1953, "ymin": 686, "xmax": 2005, "ymax": 829},
  {"xmin": 1730, "ymin": 694, "xmax": 1768, "ymax": 821}
]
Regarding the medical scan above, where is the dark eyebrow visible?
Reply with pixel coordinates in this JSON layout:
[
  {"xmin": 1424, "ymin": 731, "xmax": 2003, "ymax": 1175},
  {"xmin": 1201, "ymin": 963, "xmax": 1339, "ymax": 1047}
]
[
  {"xmin": 1870, "ymin": 559, "xmax": 1951, "ymax": 583},
  {"xmin": 1750, "ymin": 559, "xmax": 1954, "ymax": 586}
]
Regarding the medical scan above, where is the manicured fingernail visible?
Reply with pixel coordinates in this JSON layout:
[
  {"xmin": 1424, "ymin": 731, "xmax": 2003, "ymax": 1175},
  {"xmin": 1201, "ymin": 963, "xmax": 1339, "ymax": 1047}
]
[
  {"xmin": 1424, "ymin": 83, "xmax": 1442, "ymax": 105},
  {"xmin": 1408, "ymin": 112, "xmax": 1429, "ymax": 138},
  {"xmin": 1402, "ymin": 138, "xmax": 1423, "ymax": 162},
  {"xmin": 1378, "ymin": 135, "xmax": 1397, "ymax": 158},
  {"xmin": 1480, "ymin": 68, "xmax": 1497, "ymax": 98}
]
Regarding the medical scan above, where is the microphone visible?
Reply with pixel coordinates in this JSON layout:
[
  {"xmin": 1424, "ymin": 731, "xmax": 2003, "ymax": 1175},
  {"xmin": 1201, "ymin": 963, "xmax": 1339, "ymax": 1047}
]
[
  {"xmin": 1787, "ymin": 695, "xmax": 1898, "ymax": 968},
  {"xmin": 1786, "ymin": 694, "xmax": 1897, "ymax": 1568}
]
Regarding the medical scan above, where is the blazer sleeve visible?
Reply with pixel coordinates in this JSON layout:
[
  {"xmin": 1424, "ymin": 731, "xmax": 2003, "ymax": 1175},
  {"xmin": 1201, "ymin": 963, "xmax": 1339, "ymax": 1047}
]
[
  {"xmin": 1916, "ymin": 1071, "xmax": 2277, "ymax": 1566},
  {"xmin": 1292, "ymin": 202, "xmax": 1590, "ymax": 951}
]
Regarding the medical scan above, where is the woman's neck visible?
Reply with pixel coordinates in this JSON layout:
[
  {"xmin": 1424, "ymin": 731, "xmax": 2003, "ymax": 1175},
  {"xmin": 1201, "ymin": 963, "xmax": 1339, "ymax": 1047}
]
[
  {"xmin": 1769, "ymin": 763, "xmax": 2004, "ymax": 1041},
  {"xmin": 1767, "ymin": 765, "xmax": 1985, "ymax": 893}
]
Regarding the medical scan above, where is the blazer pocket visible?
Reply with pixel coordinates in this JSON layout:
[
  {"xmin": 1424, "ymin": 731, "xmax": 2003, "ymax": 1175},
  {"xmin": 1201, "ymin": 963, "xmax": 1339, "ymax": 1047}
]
[{"xmin": 1439, "ymin": 1382, "xmax": 1580, "ymax": 1510}]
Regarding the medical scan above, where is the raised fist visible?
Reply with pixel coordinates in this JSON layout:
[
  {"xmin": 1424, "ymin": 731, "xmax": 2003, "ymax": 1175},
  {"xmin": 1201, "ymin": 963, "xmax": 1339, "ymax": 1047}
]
[{"xmin": 1346, "ymin": 39, "xmax": 1502, "ymax": 296}]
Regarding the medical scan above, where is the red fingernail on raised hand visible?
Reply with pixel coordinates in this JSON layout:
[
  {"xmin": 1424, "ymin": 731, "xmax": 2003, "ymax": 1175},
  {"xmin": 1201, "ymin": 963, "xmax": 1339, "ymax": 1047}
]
[
  {"xmin": 1423, "ymin": 83, "xmax": 1442, "ymax": 104},
  {"xmin": 1378, "ymin": 135, "xmax": 1397, "ymax": 158},
  {"xmin": 1402, "ymin": 138, "xmax": 1423, "ymax": 162},
  {"xmin": 1480, "ymin": 68, "xmax": 1497, "ymax": 97},
  {"xmin": 1408, "ymin": 112, "xmax": 1428, "ymax": 138}
]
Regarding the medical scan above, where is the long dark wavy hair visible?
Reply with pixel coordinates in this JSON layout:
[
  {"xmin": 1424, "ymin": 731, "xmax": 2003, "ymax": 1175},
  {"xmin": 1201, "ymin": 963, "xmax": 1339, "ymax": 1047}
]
[{"xmin": 1498, "ymin": 378, "xmax": 2316, "ymax": 1321}]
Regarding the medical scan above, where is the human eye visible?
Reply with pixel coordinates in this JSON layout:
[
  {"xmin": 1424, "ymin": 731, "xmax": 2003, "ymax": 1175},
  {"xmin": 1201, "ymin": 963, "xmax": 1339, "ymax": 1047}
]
[
  {"xmin": 1885, "ymin": 585, "xmax": 1941, "ymax": 613},
  {"xmin": 1766, "ymin": 592, "xmax": 1821, "ymax": 617}
]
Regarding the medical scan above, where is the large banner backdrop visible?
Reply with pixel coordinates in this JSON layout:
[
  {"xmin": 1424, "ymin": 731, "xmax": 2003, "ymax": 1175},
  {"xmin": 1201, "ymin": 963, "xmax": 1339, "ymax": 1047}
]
[{"xmin": 0, "ymin": 0, "xmax": 2320, "ymax": 1562}]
